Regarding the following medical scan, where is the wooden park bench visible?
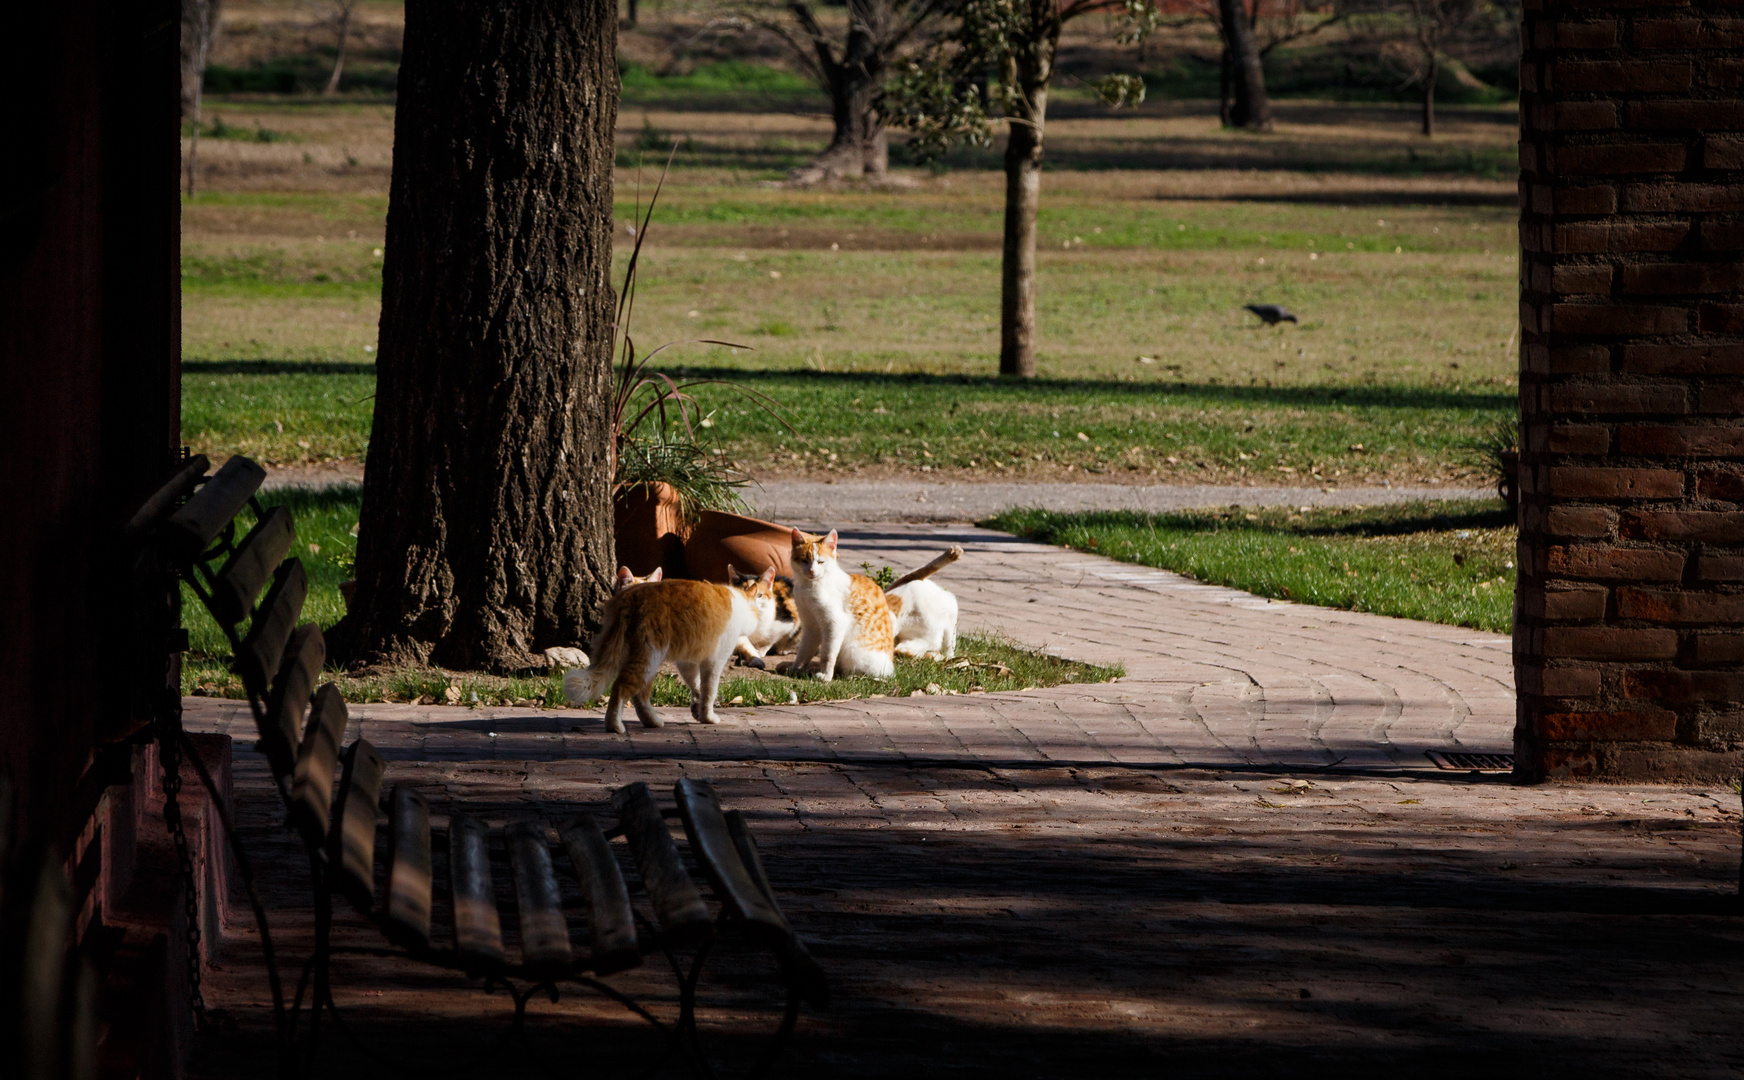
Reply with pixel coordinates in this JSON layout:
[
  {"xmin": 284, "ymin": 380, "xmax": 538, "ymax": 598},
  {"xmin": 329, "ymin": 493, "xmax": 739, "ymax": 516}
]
[{"xmin": 136, "ymin": 453, "xmax": 828, "ymax": 1077}]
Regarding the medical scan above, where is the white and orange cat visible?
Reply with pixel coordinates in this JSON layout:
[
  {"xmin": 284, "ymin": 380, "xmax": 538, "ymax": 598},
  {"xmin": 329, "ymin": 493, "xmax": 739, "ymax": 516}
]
[
  {"xmin": 564, "ymin": 566, "xmax": 777, "ymax": 732},
  {"xmin": 784, "ymin": 528, "xmax": 895, "ymax": 681}
]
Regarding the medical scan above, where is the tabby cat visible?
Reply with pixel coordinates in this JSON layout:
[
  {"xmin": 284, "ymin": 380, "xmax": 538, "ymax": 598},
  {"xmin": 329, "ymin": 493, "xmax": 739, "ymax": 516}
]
[{"xmin": 563, "ymin": 567, "xmax": 775, "ymax": 732}]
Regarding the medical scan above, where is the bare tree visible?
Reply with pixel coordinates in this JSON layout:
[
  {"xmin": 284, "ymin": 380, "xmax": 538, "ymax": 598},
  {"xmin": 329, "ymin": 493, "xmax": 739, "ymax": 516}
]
[
  {"xmin": 884, "ymin": 0, "xmax": 1149, "ymax": 376},
  {"xmin": 755, "ymin": 0, "xmax": 945, "ymax": 181},
  {"xmin": 1402, "ymin": 0, "xmax": 1479, "ymax": 135},
  {"xmin": 1188, "ymin": 0, "xmax": 1344, "ymax": 129},
  {"xmin": 181, "ymin": 0, "xmax": 221, "ymax": 196},
  {"xmin": 349, "ymin": 0, "xmax": 620, "ymax": 672},
  {"xmin": 322, "ymin": 0, "xmax": 360, "ymax": 95}
]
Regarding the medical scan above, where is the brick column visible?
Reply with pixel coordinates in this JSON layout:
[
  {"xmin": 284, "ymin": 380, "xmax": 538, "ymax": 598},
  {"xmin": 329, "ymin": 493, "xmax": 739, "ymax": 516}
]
[{"xmin": 1517, "ymin": 1, "xmax": 1744, "ymax": 782}]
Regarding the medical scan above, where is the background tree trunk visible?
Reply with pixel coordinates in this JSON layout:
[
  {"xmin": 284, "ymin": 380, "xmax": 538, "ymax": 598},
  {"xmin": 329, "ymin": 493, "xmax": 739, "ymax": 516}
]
[
  {"xmin": 999, "ymin": 71, "xmax": 1047, "ymax": 378},
  {"xmin": 807, "ymin": 31, "xmax": 887, "ymax": 179},
  {"xmin": 350, "ymin": 0, "xmax": 620, "ymax": 673},
  {"xmin": 1422, "ymin": 53, "xmax": 1437, "ymax": 136},
  {"xmin": 181, "ymin": 0, "xmax": 220, "ymax": 196},
  {"xmin": 324, "ymin": 0, "xmax": 355, "ymax": 95},
  {"xmin": 1217, "ymin": 0, "xmax": 1272, "ymax": 130}
]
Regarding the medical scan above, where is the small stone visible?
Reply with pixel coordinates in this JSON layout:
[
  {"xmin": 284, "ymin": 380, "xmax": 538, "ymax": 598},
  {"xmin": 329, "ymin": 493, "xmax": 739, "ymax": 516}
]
[
  {"xmin": 442, "ymin": 686, "xmax": 461, "ymax": 705},
  {"xmin": 544, "ymin": 646, "xmax": 589, "ymax": 669}
]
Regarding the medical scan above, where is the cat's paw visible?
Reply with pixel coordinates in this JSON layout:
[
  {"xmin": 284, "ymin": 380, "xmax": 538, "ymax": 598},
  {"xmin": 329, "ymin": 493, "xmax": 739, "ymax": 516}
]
[
  {"xmin": 774, "ymin": 661, "xmax": 795, "ymax": 676},
  {"xmin": 604, "ymin": 716, "xmax": 626, "ymax": 735},
  {"xmin": 738, "ymin": 655, "xmax": 766, "ymax": 670},
  {"xmin": 697, "ymin": 711, "xmax": 721, "ymax": 725},
  {"xmin": 811, "ymin": 671, "xmax": 834, "ymax": 684}
]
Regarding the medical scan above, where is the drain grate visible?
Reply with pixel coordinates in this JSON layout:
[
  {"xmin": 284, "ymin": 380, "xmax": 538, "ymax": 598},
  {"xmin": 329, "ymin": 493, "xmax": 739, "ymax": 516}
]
[{"xmin": 1427, "ymin": 751, "xmax": 1514, "ymax": 772}]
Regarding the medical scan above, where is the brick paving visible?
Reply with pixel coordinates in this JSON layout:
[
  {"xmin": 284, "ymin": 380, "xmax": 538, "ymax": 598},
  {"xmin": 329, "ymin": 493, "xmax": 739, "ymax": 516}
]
[{"xmin": 183, "ymin": 525, "xmax": 1744, "ymax": 1078}]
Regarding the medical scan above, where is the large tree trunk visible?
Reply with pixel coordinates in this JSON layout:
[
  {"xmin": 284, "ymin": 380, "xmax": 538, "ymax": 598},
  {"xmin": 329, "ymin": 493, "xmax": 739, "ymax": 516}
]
[
  {"xmin": 350, "ymin": 0, "xmax": 620, "ymax": 673},
  {"xmin": 1217, "ymin": 0, "xmax": 1272, "ymax": 130},
  {"xmin": 797, "ymin": 29, "xmax": 887, "ymax": 181},
  {"xmin": 999, "ymin": 62, "xmax": 1048, "ymax": 378},
  {"xmin": 1421, "ymin": 53, "xmax": 1437, "ymax": 136}
]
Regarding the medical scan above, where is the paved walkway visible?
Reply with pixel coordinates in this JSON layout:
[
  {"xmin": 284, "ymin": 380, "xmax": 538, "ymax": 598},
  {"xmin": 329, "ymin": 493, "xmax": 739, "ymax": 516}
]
[
  {"xmin": 746, "ymin": 480, "xmax": 1492, "ymax": 523},
  {"xmin": 185, "ymin": 523, "xmax": 1512, "ymax": 772},
  {"xmin": 184, "ymin": 525, "xmax": 1744, "ymax": 1079}
]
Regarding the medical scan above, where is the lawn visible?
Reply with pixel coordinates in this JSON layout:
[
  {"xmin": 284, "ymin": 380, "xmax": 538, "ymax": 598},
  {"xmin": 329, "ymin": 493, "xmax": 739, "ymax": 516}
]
[
  {"xmin": 180, "ymin": 486, "xmax": 1121, "ymax": 705},
  {"xmin": 178, "ymin": 94, "xmax": 1518, "ymax": 486},
  {"xmin": 987, "ymin": 500, "xmax": 1517, "ymax": 632}
]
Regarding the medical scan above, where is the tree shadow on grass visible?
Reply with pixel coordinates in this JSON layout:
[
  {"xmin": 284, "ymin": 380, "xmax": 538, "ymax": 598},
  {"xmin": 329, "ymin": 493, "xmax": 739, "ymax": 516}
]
[
  {"xmin": 1054, "ymin": 504, "xmax": 1516, "ymax": 540},
  {"xmin": 184, "ymin": 359, "xmax": 378, "ymax": 375},
  {"xmin": 661, "ymin": 366, "xmax": 1517, "ymax": 412}
]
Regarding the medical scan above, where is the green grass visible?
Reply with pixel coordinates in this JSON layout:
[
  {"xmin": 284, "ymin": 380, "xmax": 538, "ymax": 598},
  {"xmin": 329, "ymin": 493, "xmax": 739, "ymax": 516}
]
[
  {"xmin": 181, "ymin": 362, "xmax": 375, "ymax": 463},
  {"xmin": 986, "ymin": 501, "xmax": 1516, "ymax": 632},
  {"xmin": 181, "ymin": 487, "xmax": 1119, "ymax": 704}
]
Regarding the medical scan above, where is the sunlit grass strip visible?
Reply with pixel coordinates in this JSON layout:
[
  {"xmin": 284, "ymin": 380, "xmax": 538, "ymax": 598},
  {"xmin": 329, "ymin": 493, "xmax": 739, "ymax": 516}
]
[
  {"xmin": 986, "ymin": 501, "xmax": 1516, "ymax": 633},
  {"xmin": 182, "ymin": 632, "xmax": 1119, "ymax": 707}
]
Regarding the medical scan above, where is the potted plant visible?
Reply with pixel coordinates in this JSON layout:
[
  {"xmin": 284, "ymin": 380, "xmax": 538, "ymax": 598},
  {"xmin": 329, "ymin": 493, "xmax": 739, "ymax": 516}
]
[{"xmin": 607, "ymin": 155, "xmax": 791, "ymax": 576}]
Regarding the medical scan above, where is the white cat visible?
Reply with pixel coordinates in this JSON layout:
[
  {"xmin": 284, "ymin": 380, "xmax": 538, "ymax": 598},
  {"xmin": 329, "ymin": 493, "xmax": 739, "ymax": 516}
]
[
  {"xmin": 887, "ymin": 578, "xmax": 958, "ymax": 660},
  {"xmin": 785, "ymin": 528, "xmax": 895, "ymax": 682}
]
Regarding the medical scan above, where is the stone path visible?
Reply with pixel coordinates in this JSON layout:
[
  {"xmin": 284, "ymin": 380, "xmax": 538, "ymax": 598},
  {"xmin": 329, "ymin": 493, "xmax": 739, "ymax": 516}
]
[
  {"xmin": 747, "ymin": 479, "xmax": 1492, "ymax": 523},
  {"xmin": 183, "ymin": 525, "xmax": 1744, "ymax": 1079},
  {"xmin": 185, "ymin": 523, "xmax": 1512, "ymax": 772}
]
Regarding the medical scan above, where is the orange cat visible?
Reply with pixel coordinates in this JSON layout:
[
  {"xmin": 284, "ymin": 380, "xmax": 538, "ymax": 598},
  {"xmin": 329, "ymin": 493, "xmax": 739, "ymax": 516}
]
[
  {"xmin": 785, "ymin": 528, "xmax": 895, "ymax": 681},
  {"xmin": 564, "ymin": 567, "xmax": 775, "ymax": 732}
]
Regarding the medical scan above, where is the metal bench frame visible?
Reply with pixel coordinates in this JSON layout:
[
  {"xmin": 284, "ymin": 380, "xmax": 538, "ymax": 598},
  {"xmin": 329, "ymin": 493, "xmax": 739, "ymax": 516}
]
[{"xmin": 138, "ymin": 454, "xmax": 827, "ymax": 1079}]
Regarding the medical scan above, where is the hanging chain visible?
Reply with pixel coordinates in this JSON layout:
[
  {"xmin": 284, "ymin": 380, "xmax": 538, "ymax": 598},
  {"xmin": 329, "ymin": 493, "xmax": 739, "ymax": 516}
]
[{"xmin": 159, "ymin": 726, "xmax": 208, "ymax": 1030}]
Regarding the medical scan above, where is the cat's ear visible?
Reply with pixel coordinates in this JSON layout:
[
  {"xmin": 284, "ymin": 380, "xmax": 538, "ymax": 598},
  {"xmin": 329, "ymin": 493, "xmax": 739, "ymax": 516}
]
[
  {"xmin": 616, "ymin": 566, "xmax": 634, "ymax": 584},
  {"xmin": 647, "ymin": 567, "xmax": 663, "ymax": 582},
  {"xmin": 790, "ymin": 527, "xmax": 806, "ymax": 545},
  {"xmin": 726, "ymin": 563, "xmax": 738, "ymax": 583},
  {"xmin": 760, "ymin": 566, "xmax": 775, "ymax": 584},
  {"xmin": 824, "ymin": 529, "xmax": 838, "ymax": 554}
]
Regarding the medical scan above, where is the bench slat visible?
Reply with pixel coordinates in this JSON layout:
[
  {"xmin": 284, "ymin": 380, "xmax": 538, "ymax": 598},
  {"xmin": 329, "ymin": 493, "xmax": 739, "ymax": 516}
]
[
  {"xmin": 329, "ymin": 739, "xmax": 384, "ymax": 911},
  {"xmin": 164, "ymin": 455, "xmax": 266, "ymax": 561},
  {"xmin": 557, "ymin": 815, "xmax": 640, "ymax": 975},
  {"xmin": 124, "ymin": 454, "xmax": 211, "ymax": 541},
  {"xmin": 258, "ymin": 623, "xmax": 323, "ymax": 781},
  {"xmin": 725, "ymin": 809, "xmax": 829, "ymax": 1008},
  {"xmin": 288, "ymin": 684, "xmax": 348, "ymax": 849},
  {"xmin": 448, "ymin": 813, "xmax": 505, "ymax": 971},
  {"xmin": 506, "ymin": 822, "xmax": 572, "ymax": 973},
  {"xmin": 673, "ymin": 780, "xmax": 786, "ymax": 943},
  {"xmin": 611, "ymin": 782, "xmax": 710, "ymax": 947},
  {"xmin": 210, "ymin": 506, "xmax": 296, "ymax": 625},
  {"xmin": 237, "ymin": 559, "xmax": 307, "ymax": 700},
  {"xmin": 385, "ymin": 786, "xmax": 433, "ymax": 951}
]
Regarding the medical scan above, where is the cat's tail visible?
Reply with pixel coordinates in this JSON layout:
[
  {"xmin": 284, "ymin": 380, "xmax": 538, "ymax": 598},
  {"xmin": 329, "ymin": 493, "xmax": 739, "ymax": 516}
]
[
  {"xmin": 888, "ymin": 545, "xmax": 962, "ymax": 589},
  {"xmin": 565, "ymin": 601, "xmax": 630, "ymax": 706}
]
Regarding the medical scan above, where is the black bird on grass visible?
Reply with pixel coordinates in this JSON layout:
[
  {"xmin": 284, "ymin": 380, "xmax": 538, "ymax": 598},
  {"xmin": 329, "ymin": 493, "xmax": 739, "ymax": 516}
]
[{"xmin": 1244, "ymin": 303, "xmax": 1298, "ymax": 325}]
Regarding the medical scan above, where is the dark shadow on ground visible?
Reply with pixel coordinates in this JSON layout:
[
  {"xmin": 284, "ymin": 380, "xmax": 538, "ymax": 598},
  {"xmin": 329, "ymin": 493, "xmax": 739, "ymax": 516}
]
[
  {"xmin": 660, "ymin": 366, "xmax": 1517, "ymax": 412},
  {"xmin": 192, "ymin": 759, "xmax": 1744, "ymax": 1079},
  {"xmin": 183, "ymin": 359, "xmax": 378, "ymax": 375}
]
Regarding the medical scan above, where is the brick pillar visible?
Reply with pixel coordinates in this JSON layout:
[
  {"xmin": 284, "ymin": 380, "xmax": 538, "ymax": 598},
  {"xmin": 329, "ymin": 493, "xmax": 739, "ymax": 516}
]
[{"xmin": 1517, "ymin": 1, "xmax": 1744, "ymax": 782}]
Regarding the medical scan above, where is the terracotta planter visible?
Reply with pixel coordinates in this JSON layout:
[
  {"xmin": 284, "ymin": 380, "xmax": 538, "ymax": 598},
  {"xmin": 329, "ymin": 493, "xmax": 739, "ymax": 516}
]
[
  {"xmin": 683, "ymin": 510, "xmax": 793, "ymax": 584},
  {"xmin": 613, "ymin": 482, "xmax": 690, "ymax": 577}
]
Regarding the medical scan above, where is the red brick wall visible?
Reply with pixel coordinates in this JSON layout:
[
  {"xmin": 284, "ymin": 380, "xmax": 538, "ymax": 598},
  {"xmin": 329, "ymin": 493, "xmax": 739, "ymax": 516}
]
[{"xmin": 1518, "ymin": 0, "xmax": 1744, "ymax": 782}]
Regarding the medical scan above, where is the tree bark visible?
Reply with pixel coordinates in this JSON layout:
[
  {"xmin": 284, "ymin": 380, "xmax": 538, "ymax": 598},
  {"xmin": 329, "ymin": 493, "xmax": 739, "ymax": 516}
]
[
  {"xmin": 1421, "ymin": 53, "xmax": 1437, "ymax": 137},
  {"xmin": 1217, "ymin": 0, "xmax": 1272, "ymax": 130},
  {"xmin": 999, "ymin": 58, "xmax": 1048, "ymax": 378},
  {"xmin": 350, "ymin": 0, "xmax": 620, "ymax": 673},
  {"xmin": 324, "ymin": 1, "xmax": 354, "ymax": 95}
]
